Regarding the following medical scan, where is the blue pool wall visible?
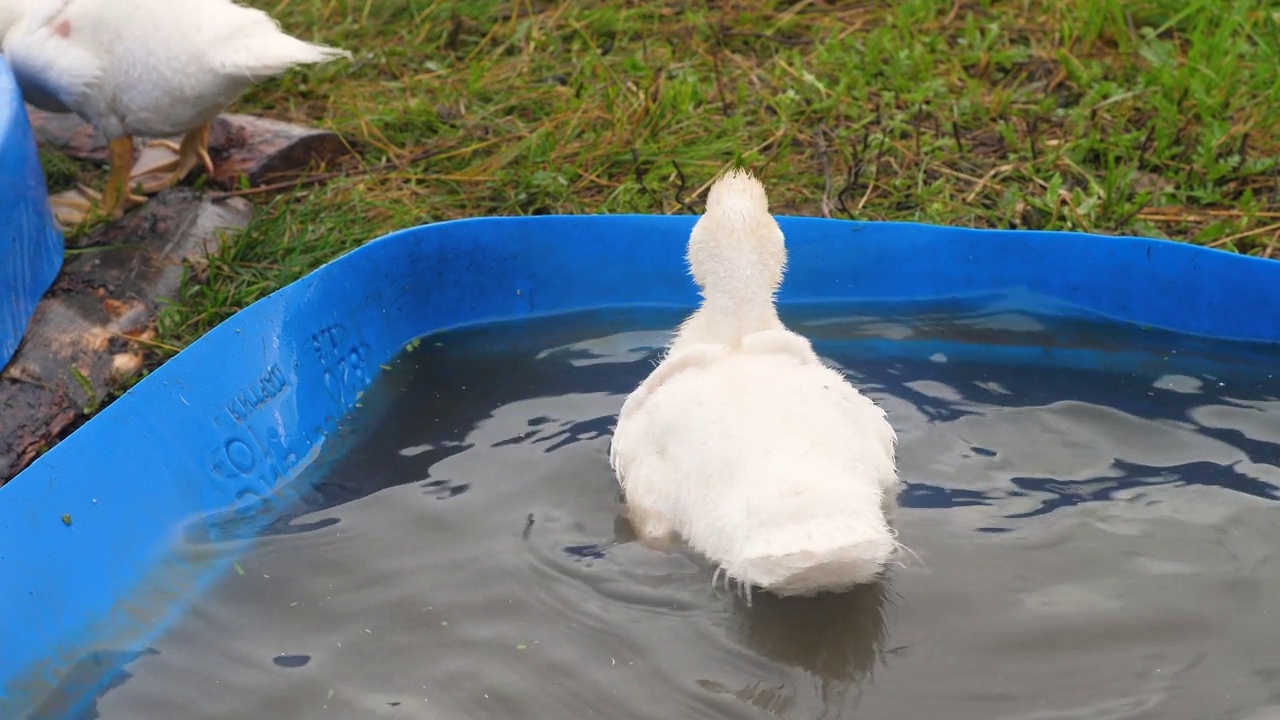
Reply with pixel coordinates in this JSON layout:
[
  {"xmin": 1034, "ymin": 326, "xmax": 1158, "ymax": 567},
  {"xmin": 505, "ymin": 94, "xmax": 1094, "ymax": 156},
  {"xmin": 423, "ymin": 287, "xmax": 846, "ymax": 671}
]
[
  {"xmin": 0, "ymin": 57, "xmax": 64, "ymax": 370},
  {"xmin": 3, "ymin": 214, "xmax": 1280, "ymax": 714}
]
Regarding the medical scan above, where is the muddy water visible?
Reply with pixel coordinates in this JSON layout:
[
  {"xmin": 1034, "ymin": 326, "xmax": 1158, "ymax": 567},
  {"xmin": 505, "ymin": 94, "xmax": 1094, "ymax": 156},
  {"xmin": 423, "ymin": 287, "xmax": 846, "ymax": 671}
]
[{"xmin": 85, "ymin": 304, "xmax": 1280, "ymax": 720}]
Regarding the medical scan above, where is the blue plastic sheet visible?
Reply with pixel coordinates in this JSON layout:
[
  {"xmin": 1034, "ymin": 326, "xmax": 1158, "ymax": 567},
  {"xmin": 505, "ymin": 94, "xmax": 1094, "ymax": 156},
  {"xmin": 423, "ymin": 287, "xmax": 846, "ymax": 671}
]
[
  {"xmin": 2, "ymin": 213, "xmax": 1279, "ymax": 714},
  {"xmin": 0, "ymin": 57, "xmax": 63, "ymax": 371}
]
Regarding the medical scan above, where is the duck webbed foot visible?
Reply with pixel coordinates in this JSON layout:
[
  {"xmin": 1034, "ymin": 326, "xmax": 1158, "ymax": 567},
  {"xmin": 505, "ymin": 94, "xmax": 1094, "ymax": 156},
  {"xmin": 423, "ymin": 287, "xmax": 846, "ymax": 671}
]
[{"xmin": 136, "ymin": 124, "xmax": 214, "ymax": 194}]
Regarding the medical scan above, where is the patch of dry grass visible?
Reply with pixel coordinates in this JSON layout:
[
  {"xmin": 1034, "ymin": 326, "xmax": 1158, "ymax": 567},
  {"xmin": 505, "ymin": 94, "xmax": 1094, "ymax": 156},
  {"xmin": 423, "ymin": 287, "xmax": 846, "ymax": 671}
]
[{"xmin": 127, "ymin": 0, "xmax": 1280, "ymax": 351}]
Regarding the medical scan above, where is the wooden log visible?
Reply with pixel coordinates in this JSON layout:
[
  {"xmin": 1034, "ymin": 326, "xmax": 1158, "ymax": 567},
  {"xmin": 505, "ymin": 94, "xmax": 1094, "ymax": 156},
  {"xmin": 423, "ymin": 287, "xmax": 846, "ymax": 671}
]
[
  {"xmin": 207, "ymin": 113, "xmax": 354, "ymax": 187},
  {"xmin": 0, "ymin": 189, "xmax": 252, "ymax": 483},
  {"xmin": 25, "ymin": 107, "xmax": 353, "ymax": 188}
]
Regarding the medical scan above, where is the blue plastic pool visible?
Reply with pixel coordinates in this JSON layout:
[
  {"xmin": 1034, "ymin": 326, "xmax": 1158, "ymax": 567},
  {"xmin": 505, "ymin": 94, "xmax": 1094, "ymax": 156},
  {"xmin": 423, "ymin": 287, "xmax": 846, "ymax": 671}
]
[
  {"xmin": 2, "ymin": 214, "xmax": 1279, "ymax": 715},
  {"xmin": 0, "ymin": 57, "xmax": 63, "ymax": 371}
]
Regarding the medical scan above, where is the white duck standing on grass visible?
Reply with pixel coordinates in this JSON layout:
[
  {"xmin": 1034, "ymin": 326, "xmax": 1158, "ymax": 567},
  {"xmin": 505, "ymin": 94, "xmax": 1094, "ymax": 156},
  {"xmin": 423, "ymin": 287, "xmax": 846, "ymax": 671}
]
[
  {"xmin": 610, "ymin": 169, "xmax": 901, "ymax": 598},
  {"xmin": 1, "ymin": 0, "xmax": 350, "ymax": 223}
]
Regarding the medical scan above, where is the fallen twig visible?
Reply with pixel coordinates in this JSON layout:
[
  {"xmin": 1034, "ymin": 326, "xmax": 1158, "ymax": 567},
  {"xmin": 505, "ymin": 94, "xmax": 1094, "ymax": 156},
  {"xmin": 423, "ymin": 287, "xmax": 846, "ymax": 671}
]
[
  {"xmin": 1208, "ymin": 221, "xmax": 1280, "ymax": 248},
  {"xmin": 209, "ymin": 147, "xmax": 437, "ymax": 200},
  {"xmin": 1136, "ymin": 208, "xmax": 1280, "ymax": 223}
]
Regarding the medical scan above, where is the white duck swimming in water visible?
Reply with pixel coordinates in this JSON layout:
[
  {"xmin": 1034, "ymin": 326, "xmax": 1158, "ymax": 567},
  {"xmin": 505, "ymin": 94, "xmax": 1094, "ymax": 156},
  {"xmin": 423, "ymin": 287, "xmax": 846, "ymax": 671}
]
[
  {"xmin": 1, "ymin": 0, "xmax": 349, "ymax": 221},
  {"xmin": 610, "ymin": 169, "xmax": 901, "ymax": 597}
]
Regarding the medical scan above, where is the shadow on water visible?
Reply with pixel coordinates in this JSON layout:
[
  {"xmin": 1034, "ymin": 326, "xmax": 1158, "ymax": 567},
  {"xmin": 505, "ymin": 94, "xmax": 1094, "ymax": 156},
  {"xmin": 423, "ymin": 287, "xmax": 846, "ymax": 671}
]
[
  {"xmin": 1004, "ymin": 459, "xmax": 1280, "ymax": 519},
  {"xmin": 609, "ymin": 503, "xmax": 895, "ymax": 716},
  {"xmin": 902, "ymin": 457, "xmax": 1280, "ymax": 520},
  {"xmin": 25, "ymin": 648, "xmax": 158, "ymax": 720},
  {"xmin": 696, "ymin": 580, "xmax": 894, "ymax": 718},
  {"xmin": 181, "ymin": 309, "xmax": 683, "ymax": 546},
  {"xmin": 184, "ymin": 304, "xmax": 1280, "ymax": 548},
  {"xmin": 738, "ymin": 580, "xmax": 893, "ymax": 682},
  {"xmin": 871, "ymin": 343, "xmax": 1280, "ymax": 515}
]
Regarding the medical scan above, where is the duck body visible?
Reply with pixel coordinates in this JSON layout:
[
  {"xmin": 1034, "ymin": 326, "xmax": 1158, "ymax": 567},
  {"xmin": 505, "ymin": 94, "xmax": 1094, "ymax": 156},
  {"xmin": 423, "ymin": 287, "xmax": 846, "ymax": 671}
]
[
  {"xmin": 0, "ymin": 0, "xmax": 38, "ymax": 42},
  {"xmin": 610, "ymin": 170, "xmax": 900, "ymax": 597},
  {"xmin": 0, "ymin": 0, "xmax": 65, "ymax": 110},
  {"xmin": 2, "ymin": 0, "xmax": 348, "ymax": 218},
  {"xmin": 6, "ymin": 0, "xmax": 346, "ymax": 137}
]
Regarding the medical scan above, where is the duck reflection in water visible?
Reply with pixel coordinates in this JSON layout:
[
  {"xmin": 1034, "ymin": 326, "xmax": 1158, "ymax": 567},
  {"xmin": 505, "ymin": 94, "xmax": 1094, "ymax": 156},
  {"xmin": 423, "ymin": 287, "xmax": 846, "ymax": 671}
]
[
  {"xmin": 615, "ymin": 509, "xmax": 894, "ymax": 718},
  {"xmin": 701, "ymin": 578, "xmax": 894, "ymax": 719}
]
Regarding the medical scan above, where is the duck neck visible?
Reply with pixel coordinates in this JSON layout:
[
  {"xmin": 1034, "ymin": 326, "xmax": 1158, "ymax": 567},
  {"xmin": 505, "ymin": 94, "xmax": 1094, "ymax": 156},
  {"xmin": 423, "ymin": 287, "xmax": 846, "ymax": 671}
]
[{"xmin": 682, "ymin": 295, "xmax": 781, "ymax": 347}]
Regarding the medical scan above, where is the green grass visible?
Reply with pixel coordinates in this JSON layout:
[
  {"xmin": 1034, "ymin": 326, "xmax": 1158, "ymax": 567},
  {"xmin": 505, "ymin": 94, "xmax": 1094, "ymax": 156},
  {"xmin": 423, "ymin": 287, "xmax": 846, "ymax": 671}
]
[
  {"xmin": 54, "ymin": 0, "xmax": 1280, "ymax": 359},
  {"xmin": 38, "ymin": 145, "xmax": 82, "ymax": 192}
]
